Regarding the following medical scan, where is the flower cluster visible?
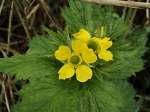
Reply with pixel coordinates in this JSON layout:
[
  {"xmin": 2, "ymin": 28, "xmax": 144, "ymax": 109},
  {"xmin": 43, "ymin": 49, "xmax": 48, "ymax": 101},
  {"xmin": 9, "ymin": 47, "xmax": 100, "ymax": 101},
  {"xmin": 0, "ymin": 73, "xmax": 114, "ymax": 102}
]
[
  {"xmin": 73, "ymin": 27, "xmax": 113, "ymax": 61},
  {"xmin": 55, "ymin": 26, "xmax": 113, "ymax": 82}
]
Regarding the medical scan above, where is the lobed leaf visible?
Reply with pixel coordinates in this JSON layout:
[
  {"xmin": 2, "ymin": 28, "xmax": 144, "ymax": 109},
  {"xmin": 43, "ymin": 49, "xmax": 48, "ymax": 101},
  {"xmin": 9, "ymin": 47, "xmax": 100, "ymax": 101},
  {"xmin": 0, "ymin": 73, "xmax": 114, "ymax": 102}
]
[
  {"xmin": 12, "ymin": 77, "xmax": 124, "ymax": 112},
  {"xmin": 94, "ymin": 28, "xmax": 148, "ymax": 79},
  {"xmin": 113, "ymin": 79, "xmax": 143, "ymax": 112},
  {"xmin": 0, "ymin": 54, "xmax": 61, "ymax": 80},
  {"xmin": 61, "ymin": 0, "xmax": 129, "ymax": 39}
]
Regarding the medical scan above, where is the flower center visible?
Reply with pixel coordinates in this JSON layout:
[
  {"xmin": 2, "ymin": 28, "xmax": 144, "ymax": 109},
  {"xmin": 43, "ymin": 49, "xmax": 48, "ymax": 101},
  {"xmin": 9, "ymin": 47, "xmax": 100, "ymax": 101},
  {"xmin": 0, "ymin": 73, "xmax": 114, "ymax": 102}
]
[
  {"xmin": 87, "ymin": 40, "xmax": 99, "ymax": 51},
  {"xmin": 69, "ymin": 54, "xmax": 82, "ymax": 68},
  {"xmin": 70, "ymin": 55, "xmax": 80, "ymax": 65}
]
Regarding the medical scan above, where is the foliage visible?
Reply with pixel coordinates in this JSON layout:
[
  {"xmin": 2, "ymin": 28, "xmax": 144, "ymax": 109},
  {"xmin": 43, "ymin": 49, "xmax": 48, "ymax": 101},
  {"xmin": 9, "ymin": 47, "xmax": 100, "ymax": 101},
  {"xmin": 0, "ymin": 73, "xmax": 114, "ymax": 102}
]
[
  {"xmin": 94, "ymin": 29, "xmax": 148, "ymax": 79},
  {"xmin": 0, "ymin": 0, "xmax": 148, "ymax": 111},
  {"xmin": 61, "ymin": 0, "xmax": 128, "ymax": 39},
  {"xmin": 113, "ymin": 79, "xmax": 143, "ymax": 112},
  {"xmin": 11, "ymin": 77, "xmax": 124, "ymax": 112}
]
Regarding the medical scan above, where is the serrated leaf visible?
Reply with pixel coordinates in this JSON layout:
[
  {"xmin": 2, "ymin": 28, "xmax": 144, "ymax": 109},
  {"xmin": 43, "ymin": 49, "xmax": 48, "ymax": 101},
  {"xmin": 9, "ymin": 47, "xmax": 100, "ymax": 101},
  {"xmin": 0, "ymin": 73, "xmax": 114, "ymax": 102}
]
[
  {"xmin": 28, "ymin": 35, "xmax": 52, "ymax": 53},
  {"xmin": 42, "ymin": 26, "xmax": 69, "ymax": 47},
  {"xmin": 94, "ymin": 28, "xmax": 148, "ymax": 79},
  {"xmin": 61, "ymin": 0, "xmax": 129, "ymax": 39},
  {"xmin": 113, "ymin": 79, "xmax": 143, "ymax": 112},
  {"xmin": 94, "ymin": 58, "xmax": 145, "ymax": 79},
  {"xmin": 0, "ymin": 54, "xmax": 61, "ymax": 80},
  {"xmin": 112, "ymin": 29, "xmax": 148, "ymax": 59},
  {"xmin": 61, "ymin": 0, "xmax": 108, "ymax": 34},
  {"xmin": 29, "ymin": 27, "xmax": 70, "ymax": 55},
  {"xmin": 11, "ymin": 77, "xmax": 124, "ymax": 112},
  {"xmin": 79, "ymin": 78, "xmax": 124, "ymax": 112}
]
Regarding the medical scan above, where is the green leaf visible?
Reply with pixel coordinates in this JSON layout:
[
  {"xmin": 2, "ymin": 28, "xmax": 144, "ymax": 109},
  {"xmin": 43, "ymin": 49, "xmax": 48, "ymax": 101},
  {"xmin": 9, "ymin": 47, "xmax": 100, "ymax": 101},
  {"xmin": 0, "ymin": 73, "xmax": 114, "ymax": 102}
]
[
  {"xmin": 94, "ymin": 58, "xmax": 145, "ymax": 79},
  {"xmin": 28, "ymin": 35, "xmax": 52, "ymax": 54},
  {"xmin": 12, "ymin": 77, "xmax": 124, "ymax": 112},
  {"xmin": 94, "ymin": 28, "xmax": 148, "ymax": 79},
  {"xmin": 42, "ymin": 26, "xmax": 70, "ymax": 47},
  {"xmin": 112, "ymin": 28, "xmax": 148, "ymax": 59},
  {"xmin": 0, "ymin": 54, "xmax": 61, "ymax": 80},
  {"xmin": 113, "ymin": 79, "xmax": 143, "ymax": 112},
  {"xmin": 107, "ymin": 15, "xmax": 129, "ymax": 39},
  {"xmin": 28, "ymin": 26, "xmax": 72, "ymax": 57},
  {"xmin": 79, "ymin": 78, "xmax": 124, "ymax": 112},
  {"xmin": 29, "ymin": 26, "xmax": 71, "ymax": 54},
  {"xmin": 61, "ymin": 0, "xmax": 129, "ymax": 39},
  {"xmin": 62, "ymin": 0, "xmax": 110, "ymax": 34}
]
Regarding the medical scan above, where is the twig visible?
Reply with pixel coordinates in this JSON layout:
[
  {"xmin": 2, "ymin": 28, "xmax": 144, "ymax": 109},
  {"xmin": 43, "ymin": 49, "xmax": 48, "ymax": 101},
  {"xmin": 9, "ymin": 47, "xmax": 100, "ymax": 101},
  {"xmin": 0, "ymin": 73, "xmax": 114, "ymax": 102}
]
[
  {"xmin": 0, "ymin": 45, "xmax": 7, "ymax": 57},
  {"xmin": 135, "ymin": 94, "xmax": 150, "ymax": 101},
  {"xmin": 0, "ymin": 40, "xmax": 24, "ymax": 46},
  {"xmin": 1, "ymin": 45, "xmax": 19, "ymax": 54},
  {"xmin": 1, "ymin": 74, "xmax": 11, "ymax": 112},
  {"xmin": 12, "ymin": 33, "xmax": 26, "ymax": 39},
  {"xmin": 80, "ymin": 0, "xmax": 150, "ymax": 9},
  {"xmin": 39, "ymin": 0, "xmax": 62, "ymax": 32},
  {"xmin": 27, "ymin": 0, "xmax": 36, "ymax": 12},
  {"xmin": 8, "ymin": 75, "xmax": 14, "ymax": 104},
  {"xmin": 145, "ymin": 0, "xmax": 150, "ymax": 26},
  {"xmin": 27, "ymin": 3, "xmax": 40, "ymax": 20},
  {"xmin": 129, "ymin": 8, "xmax": 138, "ymax": 26},
  {"xmin": 7, "ymin": 0, "xmax": 14, "ymax": 55},
  {"xmin": 0, "ymin": 0, "xmax": 5, "ymax": 15},
  {"xmin": 0, "ymin": 27, "xmax": 8, "ymax": 31},
  {"xmin": 28, "ymin": 12, "xmax": 36, "ymax": 30},
  {"xmin": 129, "ymin": 0, "xmax": 141, "ymax": 26},
  {"xmin": 14, "ymin": 3, "xmax": 31, "ymax": 39},
  {"xmin": 123, "ymin": 0, "xmax": 130, "ymax": 13},
  {"xmin": 146, "ymin": 5, "xmax": 149, "ymax": 20}
]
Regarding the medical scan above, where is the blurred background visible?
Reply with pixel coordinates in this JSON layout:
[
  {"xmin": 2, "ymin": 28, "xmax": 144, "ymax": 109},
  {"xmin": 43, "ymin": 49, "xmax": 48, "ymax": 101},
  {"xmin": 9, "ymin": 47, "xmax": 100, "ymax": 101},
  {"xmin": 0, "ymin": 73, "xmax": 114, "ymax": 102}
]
[{"xmin": 0, "ymin": 0, "xmax": 150, "ymax": 112}]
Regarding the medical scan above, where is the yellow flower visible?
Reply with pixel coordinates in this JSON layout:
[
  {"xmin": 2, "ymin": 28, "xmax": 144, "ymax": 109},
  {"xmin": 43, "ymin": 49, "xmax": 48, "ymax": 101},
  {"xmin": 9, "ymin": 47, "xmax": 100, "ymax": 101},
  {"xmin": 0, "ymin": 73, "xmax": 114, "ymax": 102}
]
[
  {"xmin": 55, "ymin": 41, "xmax": 97, "ymax": 82},
  {"xmin": 73, "ymin": 27, "xmax": 113, "ymax": 61}
]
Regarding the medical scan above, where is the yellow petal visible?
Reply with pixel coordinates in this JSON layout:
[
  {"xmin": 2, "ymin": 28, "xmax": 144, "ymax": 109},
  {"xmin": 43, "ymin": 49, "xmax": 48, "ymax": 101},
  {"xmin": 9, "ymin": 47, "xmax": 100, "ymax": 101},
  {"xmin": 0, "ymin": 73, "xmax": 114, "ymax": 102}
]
[
  {"xmin": 76, "ymin": 65, "xmax": 92, "ymax": 82},
  {"xmin": 98, "ymin": 50, "xmax": 113, "ymax": 61},
  {"xmin": 98, "ymin": 37, "xmax": 112, "ymax": 50},
  {"xmin": 55, "ymin": 46, "xmax": 71, "ymax": 60},
  {"xmin": 92, "ymin": 37, "xmax": 100, "ymax": 42},
  {"xmin": 82, "ymin": 48, "xmax": 97, "ymax": 64},
  {"xmin": 73, "ymin": 29, "xmax": 91, "ymax": 42},
  {"xmin": 58, "ymin": 64, "xmax": 75, "ymax": 80},
  {"xmin": 72, "ymin": 40, "xmax": 87, "ymax": 53}
]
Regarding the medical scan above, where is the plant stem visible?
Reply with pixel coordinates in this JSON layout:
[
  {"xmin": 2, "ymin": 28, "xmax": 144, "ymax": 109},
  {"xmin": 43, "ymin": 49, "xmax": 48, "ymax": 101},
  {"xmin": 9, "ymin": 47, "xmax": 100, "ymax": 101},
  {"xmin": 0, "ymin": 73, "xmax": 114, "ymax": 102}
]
[{"xmin": 80, "ymin": 0, "xmax": 150, "ymax": 9}]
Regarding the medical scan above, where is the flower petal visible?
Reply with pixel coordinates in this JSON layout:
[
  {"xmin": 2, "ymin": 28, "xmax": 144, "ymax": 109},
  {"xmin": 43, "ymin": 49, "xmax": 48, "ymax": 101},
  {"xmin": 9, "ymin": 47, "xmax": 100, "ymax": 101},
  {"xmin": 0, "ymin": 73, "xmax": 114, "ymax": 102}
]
[
  {"xmin": 72, "ymin": 40, "xmax": 87, "ymax": 53},
  {"xmin": 73, "ymin": 29, "xmax": 91, "ymax": 42},
  {"xmin": 58, "ymin": 64, "xmax": 75, "ymax": 80},
  {"xmin": 76, "ymin": 65, "xmax": 92, "ymax": 82},
  {"xmin": 98, "ymin": 37, "xmax": 112, "ymax": 50},
  {"xmin": 98, "ymin": 50, "xmax": 113, "ymax": 61},
  {"xmin": 55, "ymin": 46, "xmax": 71, "ymax": 60},
  {"xmin": 82, "ymin": 48, "xmax": 97, "ymax": 63}
]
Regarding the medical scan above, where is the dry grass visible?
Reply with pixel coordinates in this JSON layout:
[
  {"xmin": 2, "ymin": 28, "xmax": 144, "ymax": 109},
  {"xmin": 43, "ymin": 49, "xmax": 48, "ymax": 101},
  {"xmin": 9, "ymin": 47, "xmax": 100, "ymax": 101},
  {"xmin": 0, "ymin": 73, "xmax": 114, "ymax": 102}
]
[{"xmin": 0, "ymin": 0, "xmax": 67, "ymax": 111}]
